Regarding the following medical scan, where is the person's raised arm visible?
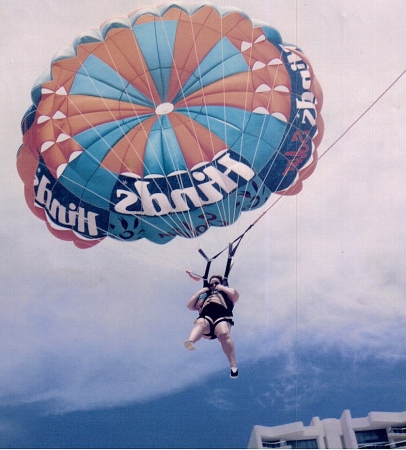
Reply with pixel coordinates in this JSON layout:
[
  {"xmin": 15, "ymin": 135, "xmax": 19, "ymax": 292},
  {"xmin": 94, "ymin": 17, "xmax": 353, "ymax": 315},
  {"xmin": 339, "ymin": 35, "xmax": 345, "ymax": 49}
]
[
  {"xmin": 186, "ymin": 287, "xmax": 209, "ymax": 310},
  {"xmin": 216, "ymin": 284, "xmax": 239, "ymax": 303}
]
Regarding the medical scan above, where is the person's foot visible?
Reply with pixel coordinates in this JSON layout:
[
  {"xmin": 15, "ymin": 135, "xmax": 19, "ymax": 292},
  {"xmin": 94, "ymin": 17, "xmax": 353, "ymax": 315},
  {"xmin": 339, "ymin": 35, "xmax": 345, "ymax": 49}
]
[
  {"xmin": 230, "ymin": 367, "xmax": 238, "ymax": 378},
  {"xmin": 184, "ymin": 340, "xmax": 195, "ymax": 351}
]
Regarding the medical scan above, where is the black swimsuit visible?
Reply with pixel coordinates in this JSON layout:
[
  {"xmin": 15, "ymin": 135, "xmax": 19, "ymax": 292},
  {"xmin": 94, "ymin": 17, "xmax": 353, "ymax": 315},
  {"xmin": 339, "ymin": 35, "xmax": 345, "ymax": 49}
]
[{"xmin": 198, "ymin": 294, "xmax": 234, "ymax": 340}]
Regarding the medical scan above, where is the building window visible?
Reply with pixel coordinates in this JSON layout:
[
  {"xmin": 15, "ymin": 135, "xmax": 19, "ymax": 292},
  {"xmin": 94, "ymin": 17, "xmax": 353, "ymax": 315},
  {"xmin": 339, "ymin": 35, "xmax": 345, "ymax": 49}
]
[
  {"xmin": 355, "ymin": 429, "xmax": 389, "ymax": 449},
  {"xmin": 286, "ymin": 439, "xmax": 318, "ymax": 449},
  {"xmin": 390, "ymin": 426, "xmax": 406, "ymax": 434},
  {"xmin": 262, "ymin": 440, "xmax": 285, "ymax": 448},
  {"xmin": 262, "ymin": 439, "xmax": 318, "ymax": 449}
]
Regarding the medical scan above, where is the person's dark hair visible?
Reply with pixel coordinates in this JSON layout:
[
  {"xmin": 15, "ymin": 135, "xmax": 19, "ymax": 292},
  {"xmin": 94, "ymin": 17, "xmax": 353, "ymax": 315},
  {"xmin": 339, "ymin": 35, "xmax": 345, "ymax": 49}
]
[{"xmin": 209, "ymin": 274, "xmax": 223, "ymax": 284}]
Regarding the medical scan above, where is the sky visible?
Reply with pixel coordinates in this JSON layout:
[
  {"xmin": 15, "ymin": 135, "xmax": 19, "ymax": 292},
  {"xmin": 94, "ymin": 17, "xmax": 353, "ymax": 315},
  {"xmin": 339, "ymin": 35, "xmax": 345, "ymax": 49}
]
[{"xmin": 1, "ymin": 0, "xmax": 405, "ymax": 448}]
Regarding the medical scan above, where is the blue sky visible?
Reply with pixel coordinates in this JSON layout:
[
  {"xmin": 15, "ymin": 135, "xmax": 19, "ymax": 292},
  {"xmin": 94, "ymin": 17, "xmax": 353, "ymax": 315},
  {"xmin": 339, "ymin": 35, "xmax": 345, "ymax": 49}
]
[
  {"xmin": 1, "ymin": 353, "xmax": 406, "ymax": 448},
  {"xmin": 1, "ymin": 0, "xmax": 405, "ymax": 448}
]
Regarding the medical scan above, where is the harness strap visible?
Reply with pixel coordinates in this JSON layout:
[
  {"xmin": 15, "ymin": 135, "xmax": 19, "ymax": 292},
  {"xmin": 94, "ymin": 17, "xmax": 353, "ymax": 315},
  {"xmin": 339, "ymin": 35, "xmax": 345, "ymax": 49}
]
[
  {"xmin": 186, "ymin": 233, "xmax": 245, "ymax": 285},
  {"xmin": 222, "ymin": 237, "xmax": 244, "ymax": 285},
  {"xmin": 198, "ymin": 249, "xmax": 212, "ymax": 288},
  {"xmin": 201, "ymin": 315, "xmax": 234, "ymax": 340}
]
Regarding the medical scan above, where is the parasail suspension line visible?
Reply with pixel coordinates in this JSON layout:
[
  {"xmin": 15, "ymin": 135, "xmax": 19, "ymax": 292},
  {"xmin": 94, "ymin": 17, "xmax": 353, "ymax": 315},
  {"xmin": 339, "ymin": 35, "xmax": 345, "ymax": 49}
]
[
  {"xmin": 186, "ymin": 68, "xmax": 406, "ymax": 286},
  {"xmin": 318, "ymin": 68, "xmax": 406, "ymax": 163}
]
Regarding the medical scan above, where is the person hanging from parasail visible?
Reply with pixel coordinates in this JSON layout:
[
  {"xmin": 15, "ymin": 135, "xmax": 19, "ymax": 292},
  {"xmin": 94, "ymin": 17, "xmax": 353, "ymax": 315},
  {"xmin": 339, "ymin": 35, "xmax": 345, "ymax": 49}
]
[{"xmin": 184, "ymin": 273, "xmax": 239, "ymax": 379}]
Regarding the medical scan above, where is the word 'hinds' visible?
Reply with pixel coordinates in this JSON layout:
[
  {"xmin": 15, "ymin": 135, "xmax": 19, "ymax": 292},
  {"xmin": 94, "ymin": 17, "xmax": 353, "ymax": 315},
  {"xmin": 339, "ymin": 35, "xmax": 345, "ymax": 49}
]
[{"xmin": 114, "ymin": 152, "xmax": 255, "ymax": 216}]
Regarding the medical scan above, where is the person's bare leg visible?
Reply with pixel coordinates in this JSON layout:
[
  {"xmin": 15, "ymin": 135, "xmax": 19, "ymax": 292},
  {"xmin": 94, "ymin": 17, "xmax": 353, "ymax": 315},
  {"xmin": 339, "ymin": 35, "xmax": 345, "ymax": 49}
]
[
  {"xmin": 184, "ymin": 318, "xmax": 209, "ymax": 350},
  {"xmin": 215, "ymin": 322, "xmax": 237, "ymax": 369}
]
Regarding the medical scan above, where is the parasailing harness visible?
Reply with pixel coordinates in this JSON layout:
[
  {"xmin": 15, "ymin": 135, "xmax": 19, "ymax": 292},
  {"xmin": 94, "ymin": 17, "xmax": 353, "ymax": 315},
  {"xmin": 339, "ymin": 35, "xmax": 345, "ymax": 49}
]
[
  {"xmin": 186, "ymin": 232, "xmax": 249, "ymax": 325},
  {"xmin": 187, "ymin": 235, "xmax": 244, "ymax": 290}
]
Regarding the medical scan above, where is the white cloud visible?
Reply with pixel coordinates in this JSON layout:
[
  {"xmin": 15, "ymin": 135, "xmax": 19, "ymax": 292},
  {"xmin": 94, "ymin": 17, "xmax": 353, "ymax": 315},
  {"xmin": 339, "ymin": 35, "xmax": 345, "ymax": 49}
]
[{"xmin": 205, "ymin": 388, "xmax": 236, "ymax": 410}]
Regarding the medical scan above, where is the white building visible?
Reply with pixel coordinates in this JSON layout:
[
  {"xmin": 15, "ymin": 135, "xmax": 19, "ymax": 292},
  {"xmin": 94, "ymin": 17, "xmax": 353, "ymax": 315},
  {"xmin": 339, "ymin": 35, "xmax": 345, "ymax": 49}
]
[{"xmin": 248, "ymin": 410, "xmax": 406, "ymax": 449}]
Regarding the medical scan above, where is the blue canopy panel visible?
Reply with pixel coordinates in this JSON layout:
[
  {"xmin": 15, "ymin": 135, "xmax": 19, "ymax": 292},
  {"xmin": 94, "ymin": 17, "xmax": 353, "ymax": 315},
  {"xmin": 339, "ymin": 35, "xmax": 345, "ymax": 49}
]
[
  {"xmin": 70, "ymin": 54, "xmax": 153, "ymax": 107},
  {"xmin": 143, "ymin": 115, "xmax": 188, "ymax": 176},
  {"xmin": 261, "ymin": 25, "xmax": 283, "ymax": 47},
  {"xmin": 172, "ymin": 37, "xmax": 250, "ymax": 104},
  {"xmin": 180, "ymin": 106, "xmax": 287, "ymax": 172},
  {"xmin": 132, "ymin": 20, "xmax": 178, "ymax": 103}
]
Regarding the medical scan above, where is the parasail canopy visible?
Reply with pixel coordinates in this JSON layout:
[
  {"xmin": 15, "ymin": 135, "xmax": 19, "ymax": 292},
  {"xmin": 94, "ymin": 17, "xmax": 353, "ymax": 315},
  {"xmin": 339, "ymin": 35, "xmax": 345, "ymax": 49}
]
[{"xmin": 17, "ymin": 3, "xmax": 323, "ymax": 249}]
